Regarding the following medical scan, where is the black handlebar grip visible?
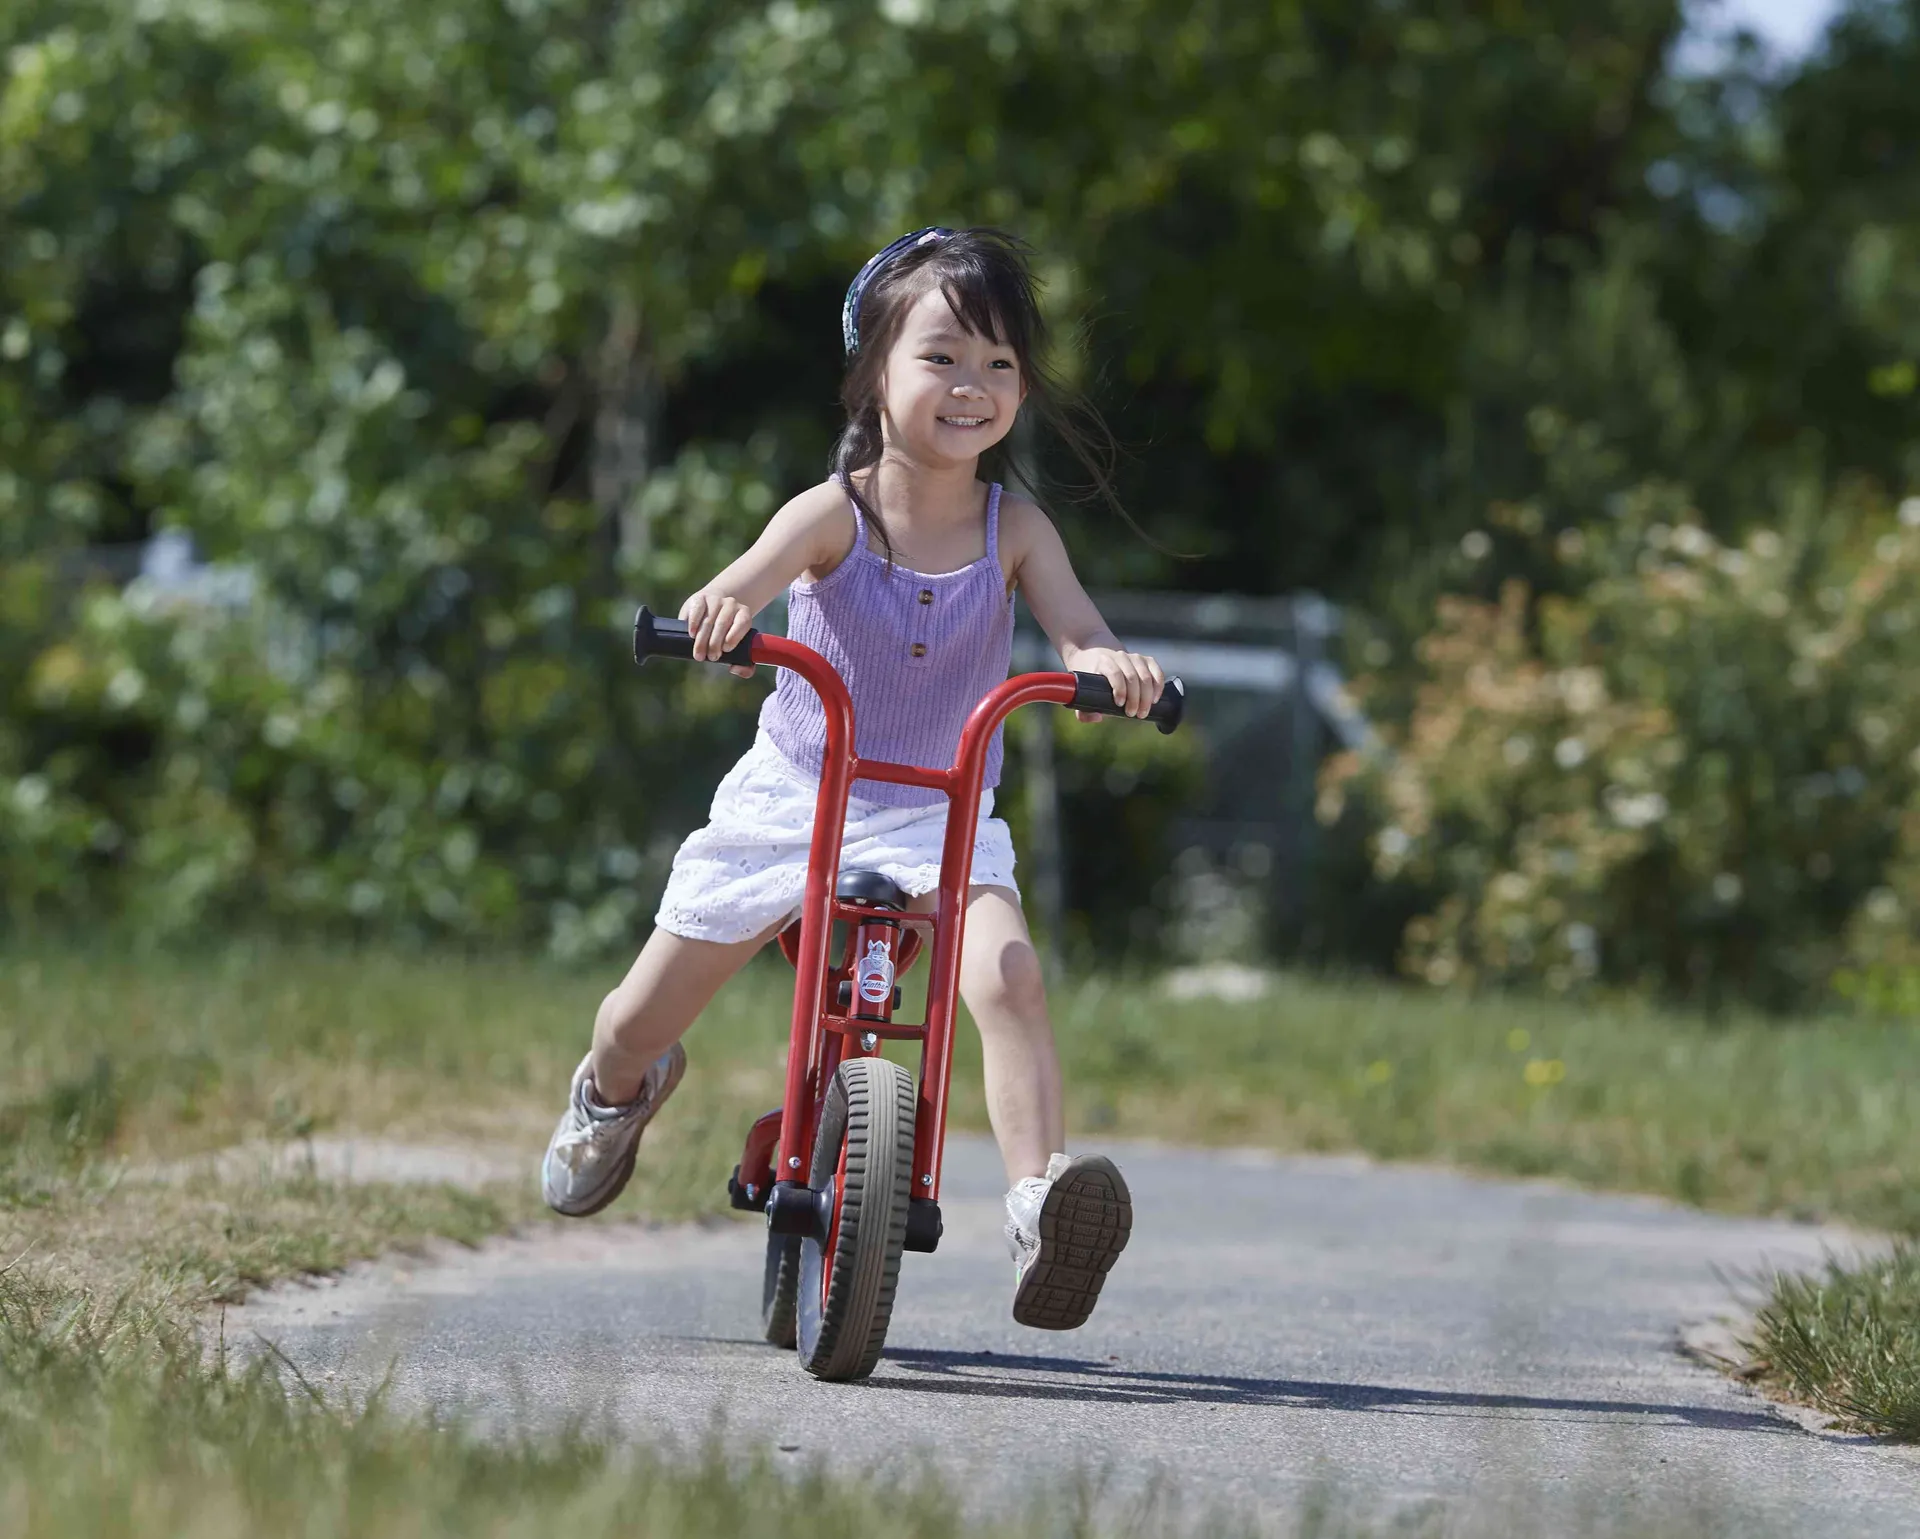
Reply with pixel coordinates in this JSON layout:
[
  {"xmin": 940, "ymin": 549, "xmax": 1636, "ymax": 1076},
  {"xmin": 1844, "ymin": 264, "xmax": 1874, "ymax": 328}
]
[
  {"xmin": 1069, "ymin": 672, "xmax": 1187, "ymax": 735},
  {"xmin": 632, "ymin": 605, "xmax": 758, "ymax": 669}
]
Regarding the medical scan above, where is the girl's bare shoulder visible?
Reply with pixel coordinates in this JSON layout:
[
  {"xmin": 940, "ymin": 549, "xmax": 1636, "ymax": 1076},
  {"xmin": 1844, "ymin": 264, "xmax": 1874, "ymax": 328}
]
[
  {"xmin": 994, "ymin": 489, "xmax": 1059, "ymax": 577},
  {"xmin": 778, "ymin": 478, "xmax": 860, "ymax": 582}
]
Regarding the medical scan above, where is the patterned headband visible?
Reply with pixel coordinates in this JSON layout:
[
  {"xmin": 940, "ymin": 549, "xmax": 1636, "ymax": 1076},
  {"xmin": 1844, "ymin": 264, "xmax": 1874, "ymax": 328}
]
[{"xmin": 841, "ymin": 226, "xmax": 954, "ymax": 356}]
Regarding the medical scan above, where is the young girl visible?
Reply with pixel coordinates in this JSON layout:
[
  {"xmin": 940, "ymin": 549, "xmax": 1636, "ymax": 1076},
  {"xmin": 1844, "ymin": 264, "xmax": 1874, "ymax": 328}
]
[{"xmin": 542, "ymin": 227, "xmax": 1168, "ymax": 1331}]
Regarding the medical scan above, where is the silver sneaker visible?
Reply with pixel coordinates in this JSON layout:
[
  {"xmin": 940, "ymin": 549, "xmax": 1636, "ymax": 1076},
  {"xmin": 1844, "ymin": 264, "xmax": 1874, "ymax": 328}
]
[
  {"xmin": 542, "ymin": 1046, "xmax": 687, "ymax": 1217},
  {"xmin": 1005, "ymin": 1151, "xmax": 1132, "ymax": 1330}
]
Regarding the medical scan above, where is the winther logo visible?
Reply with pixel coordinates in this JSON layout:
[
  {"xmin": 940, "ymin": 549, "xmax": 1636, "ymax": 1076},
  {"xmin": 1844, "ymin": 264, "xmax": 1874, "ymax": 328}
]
[{"xmin": 856, "ymin": 938, "xmax": 895, "ymax": 1005}]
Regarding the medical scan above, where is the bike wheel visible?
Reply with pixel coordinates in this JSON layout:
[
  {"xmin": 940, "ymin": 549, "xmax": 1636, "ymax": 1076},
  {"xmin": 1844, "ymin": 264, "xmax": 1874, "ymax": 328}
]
[
  {"xmin": 762, "ymin": 1232, "xmax": 800, "ymax": 1348},
  {"xmin": 795, "ymin": 1057, "xmax": 915, "ymax": 1381}
]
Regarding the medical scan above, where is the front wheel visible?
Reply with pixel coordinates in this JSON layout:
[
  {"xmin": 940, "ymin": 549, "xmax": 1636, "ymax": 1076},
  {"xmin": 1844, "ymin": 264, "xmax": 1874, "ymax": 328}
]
[{"xmin": 795, "ymin": 1057, "xmax": 915, "ymax": 1381}]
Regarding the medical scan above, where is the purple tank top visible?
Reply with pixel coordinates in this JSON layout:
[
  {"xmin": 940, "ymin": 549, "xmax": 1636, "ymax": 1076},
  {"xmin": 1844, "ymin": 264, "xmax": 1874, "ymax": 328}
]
[{"xmin": 760, "ymin": 482, "xmax": 1016, "ymax": 807}]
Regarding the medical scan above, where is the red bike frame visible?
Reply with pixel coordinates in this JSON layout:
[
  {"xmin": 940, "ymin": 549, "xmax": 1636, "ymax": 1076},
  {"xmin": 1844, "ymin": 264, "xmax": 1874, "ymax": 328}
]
[{"xmin": 742, "ymin": 631, "xmax": 1086, "ymax": 1204}]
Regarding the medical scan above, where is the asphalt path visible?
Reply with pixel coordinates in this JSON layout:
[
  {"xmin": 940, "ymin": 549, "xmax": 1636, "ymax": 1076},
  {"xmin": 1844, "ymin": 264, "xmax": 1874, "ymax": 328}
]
[{"xmin": 231, "ymin": 1136, "xmax": 1920, "ymax": 1533}]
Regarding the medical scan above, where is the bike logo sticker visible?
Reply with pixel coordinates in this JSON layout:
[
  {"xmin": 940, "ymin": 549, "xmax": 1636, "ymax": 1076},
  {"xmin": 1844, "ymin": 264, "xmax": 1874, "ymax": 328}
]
[{"xmin": 856, "ymin": 939, "xmax": 895, "ymax": 1005}]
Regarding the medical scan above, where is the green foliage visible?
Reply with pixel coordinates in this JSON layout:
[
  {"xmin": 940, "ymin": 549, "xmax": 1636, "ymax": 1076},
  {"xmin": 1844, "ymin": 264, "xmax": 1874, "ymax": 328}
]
[
  {"xmin": 1325, "ymin": 484, "xmax": 1920, "ymax": 1008},
  {"xmin": 4, "ymin": 0, "xmax": 1919, "ymax": 979}
]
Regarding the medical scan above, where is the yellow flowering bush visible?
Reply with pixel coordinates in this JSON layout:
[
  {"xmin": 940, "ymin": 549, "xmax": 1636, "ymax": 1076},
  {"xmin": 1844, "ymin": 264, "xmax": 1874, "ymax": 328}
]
[{"xmin": 1323, "ymin": 482, "xmax": 1920, "ymax": 1008}]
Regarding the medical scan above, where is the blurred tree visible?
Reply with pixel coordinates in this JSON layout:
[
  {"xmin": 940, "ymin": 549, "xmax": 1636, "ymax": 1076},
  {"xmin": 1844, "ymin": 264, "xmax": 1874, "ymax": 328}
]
[{"xmin": 3, "ymin": 0, "xmax": 1917, "ymax": 980}]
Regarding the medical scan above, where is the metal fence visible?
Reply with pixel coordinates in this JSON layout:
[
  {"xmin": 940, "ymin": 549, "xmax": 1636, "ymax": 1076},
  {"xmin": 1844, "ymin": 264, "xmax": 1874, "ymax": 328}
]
[{"xmin": 1013, "ymin": 589, "xmax": 1369, "ymax": 969}]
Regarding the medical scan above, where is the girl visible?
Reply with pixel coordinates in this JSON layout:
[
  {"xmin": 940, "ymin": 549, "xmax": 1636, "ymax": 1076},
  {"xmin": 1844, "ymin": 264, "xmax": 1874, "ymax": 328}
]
[{"xmin": 542, "ymin": 227, "xmax": 1168, "ymax": 1331}]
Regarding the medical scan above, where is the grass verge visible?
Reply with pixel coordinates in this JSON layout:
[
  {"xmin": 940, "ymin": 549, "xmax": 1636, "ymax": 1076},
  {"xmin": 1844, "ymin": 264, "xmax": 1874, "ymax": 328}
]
[
  {"xmin": 1742, "ymin": 1242, "xmax": 1920, "ymax": 1440},
  {"xmin": 7, "ymin": 936, "xmax": 1920, "ymax": 1235}
]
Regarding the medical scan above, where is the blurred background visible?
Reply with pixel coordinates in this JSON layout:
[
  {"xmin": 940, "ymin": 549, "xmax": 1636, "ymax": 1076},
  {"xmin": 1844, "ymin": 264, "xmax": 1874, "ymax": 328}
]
[{"xmin": 6, "ymin": 0, "xmax": 1919, "ymax": 1014}]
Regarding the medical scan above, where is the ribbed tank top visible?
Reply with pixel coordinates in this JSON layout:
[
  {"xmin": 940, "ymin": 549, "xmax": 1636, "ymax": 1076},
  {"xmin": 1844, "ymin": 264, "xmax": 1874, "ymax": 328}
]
[{"xmin": 760, "ymin": 483, "xmax": 1015, "ymax": 808}]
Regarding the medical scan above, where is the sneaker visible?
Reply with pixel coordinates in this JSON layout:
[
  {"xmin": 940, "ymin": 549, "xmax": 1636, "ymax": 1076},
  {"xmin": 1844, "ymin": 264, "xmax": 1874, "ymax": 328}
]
[
  {"xmin": 541, "ymin": 1045, "xmax": 687, "ymax": 1217},
  {"xmin": 1004, "ymin": 1151, "xmax": 1132, "ymax": 1330}
]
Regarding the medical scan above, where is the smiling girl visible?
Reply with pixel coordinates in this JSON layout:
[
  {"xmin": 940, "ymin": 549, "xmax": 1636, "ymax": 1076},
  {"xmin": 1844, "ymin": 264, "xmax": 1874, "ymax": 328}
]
[{"xmin": 542, "ymin": 227, "xmax": 1169, "ymax": 1330}]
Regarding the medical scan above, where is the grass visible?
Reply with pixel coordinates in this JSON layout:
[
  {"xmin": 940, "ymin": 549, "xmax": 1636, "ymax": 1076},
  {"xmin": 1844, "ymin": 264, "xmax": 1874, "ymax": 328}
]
[
  {"xmin": 3, "ymin": 931, "xmax": 1919, "ymax": 1524},
  {"xmin": 7, "ymin": 937, "xmax": 1920, "ymax": 1237},
  {"xmin": 1742, "ymin": 1241, "xmax": 1920, "ymax": 1440}
]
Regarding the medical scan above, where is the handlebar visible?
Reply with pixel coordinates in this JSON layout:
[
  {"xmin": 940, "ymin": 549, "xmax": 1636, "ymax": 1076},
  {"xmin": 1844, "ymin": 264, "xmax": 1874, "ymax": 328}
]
[
  {"xmin": 1069, "ymin": 670, "xmax": 1185, "ymax": 735},
  {"xmin": 632, "ymin": 605, "xmax": 1185, "ymax": 733},
  {"xmin": 633, "ymin": 607, "xmax": 758, "ymax": 670}
]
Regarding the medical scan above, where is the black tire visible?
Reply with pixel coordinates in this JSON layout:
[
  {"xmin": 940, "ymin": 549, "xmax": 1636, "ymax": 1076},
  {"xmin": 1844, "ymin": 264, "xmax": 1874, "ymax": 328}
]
[
  {"xmin": 795, "ymin": 1057, "xmax": 915, "ymax": 1381},
  {"xmin": 762, "ymin": 1232, "xmax": 799, "ymax": 1348}
]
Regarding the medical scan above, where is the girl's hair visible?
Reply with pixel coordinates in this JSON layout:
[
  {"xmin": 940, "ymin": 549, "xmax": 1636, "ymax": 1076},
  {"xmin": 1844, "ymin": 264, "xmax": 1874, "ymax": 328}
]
[{"xmin": 829, "ymin": 227, "xmax": 1132, "ymax": 564}]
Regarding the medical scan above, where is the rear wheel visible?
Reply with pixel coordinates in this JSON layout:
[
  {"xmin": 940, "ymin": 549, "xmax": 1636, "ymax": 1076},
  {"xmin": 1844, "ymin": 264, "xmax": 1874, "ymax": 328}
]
[
  {"xmin": 761, "ymin": 1232, "xmax": 799, "ymax": 1348},
  {"xmin": 795, "ymin": 1057, "xmax": 915, "ymax": 1381}
]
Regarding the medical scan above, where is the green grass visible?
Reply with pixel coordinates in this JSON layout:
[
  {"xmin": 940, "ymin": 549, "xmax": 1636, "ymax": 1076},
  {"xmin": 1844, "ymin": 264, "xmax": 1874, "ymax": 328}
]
[
  {"xmin": 7, "ymin": 937, "xmax": 1920, "ymax": 1238},
  {"xmin": 1742, "ymin": 1241, "xmax": 1920, "ymax": 1440}
]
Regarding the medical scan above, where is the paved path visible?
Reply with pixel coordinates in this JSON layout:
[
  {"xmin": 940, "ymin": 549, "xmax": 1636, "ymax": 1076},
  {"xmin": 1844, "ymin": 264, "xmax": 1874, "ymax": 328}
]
[{"xmin": 230, "ymin": 1137, "xmax": 1920, "ymax": 1534}]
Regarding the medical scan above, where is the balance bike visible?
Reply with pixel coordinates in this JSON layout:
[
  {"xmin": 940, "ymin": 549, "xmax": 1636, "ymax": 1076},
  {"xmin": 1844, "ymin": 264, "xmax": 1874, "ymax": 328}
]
[{"xmin": 632, "ymin": 606, "xmax": 1185, "ymax": 1381}]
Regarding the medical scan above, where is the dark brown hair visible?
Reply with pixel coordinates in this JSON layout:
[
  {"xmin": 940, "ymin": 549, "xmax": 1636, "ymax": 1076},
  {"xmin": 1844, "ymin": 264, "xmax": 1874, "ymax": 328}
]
[{"xmin": 829, "ymin": 227, "xmax": 1131, "ymax": 563}]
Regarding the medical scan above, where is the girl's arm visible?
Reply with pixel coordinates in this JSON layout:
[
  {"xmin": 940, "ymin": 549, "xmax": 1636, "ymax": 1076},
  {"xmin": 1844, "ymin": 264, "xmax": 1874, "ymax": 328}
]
[
  {"xmin": 681, "ymin": 482, "xmax": 853, "ymax": 675},
  {"xmin": 1001, "ymin": 496, "xmax": 1166, "ymax": 720}
]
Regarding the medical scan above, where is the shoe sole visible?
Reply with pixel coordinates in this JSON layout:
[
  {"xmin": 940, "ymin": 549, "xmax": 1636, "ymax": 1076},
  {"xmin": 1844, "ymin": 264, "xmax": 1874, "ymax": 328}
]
[
  {"xmin": 544, "ymin": 1045, "xmax": 687, "ymax": 1218},
  {"xmin": 1012, "ymin": 1154, "xmax": 1132, "ymax": 1330}
]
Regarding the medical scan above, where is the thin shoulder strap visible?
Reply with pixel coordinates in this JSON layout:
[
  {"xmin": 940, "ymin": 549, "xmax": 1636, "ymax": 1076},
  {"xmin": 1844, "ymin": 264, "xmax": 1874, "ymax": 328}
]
[
  {"xmin": 840, "ymin": 476, "xmax": 869, "ymax": 561},
  {"xmin": 986, "ymin": 482, "xmax": 1003, "ymax": 566}
]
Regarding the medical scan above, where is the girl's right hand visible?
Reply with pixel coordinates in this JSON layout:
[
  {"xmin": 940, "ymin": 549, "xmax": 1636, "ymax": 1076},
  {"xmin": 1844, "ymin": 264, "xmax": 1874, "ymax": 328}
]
[{"xmin": 680, "ymin": 591, "xmax": 757, "ymax": 678}]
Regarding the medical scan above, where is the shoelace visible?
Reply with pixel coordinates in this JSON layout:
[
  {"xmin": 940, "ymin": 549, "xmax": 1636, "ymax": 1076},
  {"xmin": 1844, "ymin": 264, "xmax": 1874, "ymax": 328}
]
[{"xmin": 551, "ymin": 1083, "xmax": 650, "ymax": 1172}]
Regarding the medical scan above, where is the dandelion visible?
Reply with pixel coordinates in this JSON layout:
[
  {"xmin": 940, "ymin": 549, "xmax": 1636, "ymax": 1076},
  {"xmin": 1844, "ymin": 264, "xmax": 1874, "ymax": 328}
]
[
  {"xmin": 1554, "ymin": 737, "xmax": 1588, "ymax": 769},
  {"xmin": 1507, "ymin": 1028, "xmax": 1530, "ymax": 1052},
  {"xmin": 1364, "ymin": 1060, "xmax": 1394, "ymax": 1086},
  {"xmin": 1523, "ymin": 1058, "xmax": 1567, "ymax": 1088},
  {"xmin": 1460, "ymin": 530, "xmax": 1492, "ymax": 560}
]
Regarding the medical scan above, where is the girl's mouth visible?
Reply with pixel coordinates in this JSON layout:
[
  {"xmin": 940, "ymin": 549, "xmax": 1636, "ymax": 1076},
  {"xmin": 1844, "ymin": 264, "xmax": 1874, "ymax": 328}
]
[{"xmin": 938, "ymin": 415, "xmax": 990, "ymax": 428}]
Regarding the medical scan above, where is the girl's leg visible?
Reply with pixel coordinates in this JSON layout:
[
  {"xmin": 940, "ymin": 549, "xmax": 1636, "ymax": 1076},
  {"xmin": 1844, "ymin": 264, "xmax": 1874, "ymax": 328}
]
[
  {"xmin": 930, "ymin": 882, "xmax": 1129, "ymax": 1330},
  {"xmin": 590, "ymin": 917, "xmax": 790, "ymax": 1104},
  {"xmin": 913, "ymin": 883, "xmax": 1062, "ymax": 1186},
  {"xmin": 545, "ymin": 914, "xmax": 791, "ymax": 1217}
]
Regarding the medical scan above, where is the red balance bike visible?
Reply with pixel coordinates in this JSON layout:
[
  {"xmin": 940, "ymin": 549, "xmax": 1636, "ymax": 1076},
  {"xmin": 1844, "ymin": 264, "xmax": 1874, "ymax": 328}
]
[{"xmin": 633, "ymin": 606, "xmax": 1185, "ymax": 1381}]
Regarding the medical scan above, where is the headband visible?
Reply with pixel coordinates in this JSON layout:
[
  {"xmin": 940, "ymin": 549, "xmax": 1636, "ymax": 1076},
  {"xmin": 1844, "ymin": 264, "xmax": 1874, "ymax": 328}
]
[{"xmin": 841, "ymin": 226, "xmax": 953, "ymax": 356}]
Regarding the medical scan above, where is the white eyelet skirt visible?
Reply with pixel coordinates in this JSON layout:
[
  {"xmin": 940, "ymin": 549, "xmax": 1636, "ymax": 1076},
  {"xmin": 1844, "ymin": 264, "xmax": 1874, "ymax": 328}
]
[{"xmin": 654, "ymin": 732, "xmax": 1019, "ymax": 945}]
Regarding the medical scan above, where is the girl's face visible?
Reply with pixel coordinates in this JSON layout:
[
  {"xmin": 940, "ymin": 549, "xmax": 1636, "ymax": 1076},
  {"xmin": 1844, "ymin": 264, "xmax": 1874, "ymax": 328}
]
[{"xmin": 877, "ymin": 283, "xmax": 1025, "ymax": 469}]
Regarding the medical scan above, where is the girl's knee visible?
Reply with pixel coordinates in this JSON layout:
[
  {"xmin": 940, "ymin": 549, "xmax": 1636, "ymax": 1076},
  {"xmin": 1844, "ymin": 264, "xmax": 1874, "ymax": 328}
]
[{"xmin": 969, "ymin": 941, "xmax": 1049, "ymax": 1026}]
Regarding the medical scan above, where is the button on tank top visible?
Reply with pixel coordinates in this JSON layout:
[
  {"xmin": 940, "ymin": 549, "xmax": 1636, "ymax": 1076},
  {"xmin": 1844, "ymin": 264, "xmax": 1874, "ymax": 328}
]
[{"xmin": 760, "ymin": 482, "xmax": 1016, "ymax": 808}]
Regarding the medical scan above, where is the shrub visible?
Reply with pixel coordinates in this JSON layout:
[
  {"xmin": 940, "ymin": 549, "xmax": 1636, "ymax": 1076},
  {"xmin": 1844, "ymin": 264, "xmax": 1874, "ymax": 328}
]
[{"xmin": 1322, "ymin": 482, "xmax": 1920, "ymax": 1009}]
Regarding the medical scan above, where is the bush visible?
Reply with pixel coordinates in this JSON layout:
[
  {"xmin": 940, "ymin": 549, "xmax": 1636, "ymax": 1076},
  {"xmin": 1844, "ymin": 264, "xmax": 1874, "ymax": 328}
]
[{"xmin": 1322, "ymin": 482, "xmax": 1920, "ymax": 1009}]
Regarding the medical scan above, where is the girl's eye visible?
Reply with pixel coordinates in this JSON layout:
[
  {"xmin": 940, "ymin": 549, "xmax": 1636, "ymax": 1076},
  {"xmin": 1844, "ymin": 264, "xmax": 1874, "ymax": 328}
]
[
  {"xmin": 990, "ymin": 359, "xmax": 1015, "ymax": 370},
  {"xmin": 924, "ymin": 353, "xmax": 952, "ymax": 365}
]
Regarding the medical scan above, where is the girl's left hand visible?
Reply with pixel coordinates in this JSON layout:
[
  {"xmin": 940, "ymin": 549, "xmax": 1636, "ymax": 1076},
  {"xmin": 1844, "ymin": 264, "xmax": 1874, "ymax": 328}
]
[{"xmin": 1067, "ymin": 646, "xmax": 1167, "ymax": 722}]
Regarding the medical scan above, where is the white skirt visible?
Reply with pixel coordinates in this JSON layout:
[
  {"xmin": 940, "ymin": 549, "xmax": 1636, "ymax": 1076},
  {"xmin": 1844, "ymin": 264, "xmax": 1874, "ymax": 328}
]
[{"xmin": 654, "ymin": 733, "xmax": 1019, "ymax": 945}]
